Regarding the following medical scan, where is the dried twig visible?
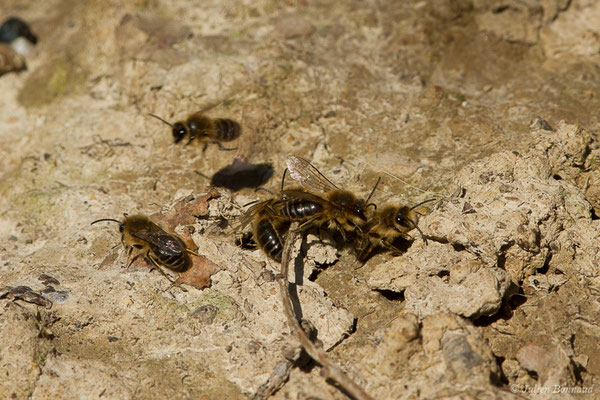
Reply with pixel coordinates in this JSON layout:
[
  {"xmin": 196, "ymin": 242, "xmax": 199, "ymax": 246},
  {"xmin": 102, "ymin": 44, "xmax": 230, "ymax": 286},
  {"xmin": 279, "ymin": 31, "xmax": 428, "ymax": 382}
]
[
  {"xmin": 277, "ymin": 223, "xmax": 373, "ymax": 400},
  {"xmin": 252, "ymin": 361, "xmax": 294, "ymax": 399}
]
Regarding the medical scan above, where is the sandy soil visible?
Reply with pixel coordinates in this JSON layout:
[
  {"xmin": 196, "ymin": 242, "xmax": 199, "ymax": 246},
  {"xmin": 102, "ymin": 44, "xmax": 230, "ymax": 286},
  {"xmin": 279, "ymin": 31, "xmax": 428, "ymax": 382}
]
[{"xmin": 1, "ymin": 1, "xmax": 599, "ymax": 399}]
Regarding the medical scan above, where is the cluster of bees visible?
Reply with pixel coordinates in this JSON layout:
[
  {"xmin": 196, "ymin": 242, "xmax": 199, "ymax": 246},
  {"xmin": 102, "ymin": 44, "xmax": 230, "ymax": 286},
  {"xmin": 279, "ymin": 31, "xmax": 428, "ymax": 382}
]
[
  {"xmin": 92, "ymin": 111, "xmax": 430, "ymax": 283},
  {"xmin": 239, "ymin": 156, "xmax": 430, "ymax": 263}
]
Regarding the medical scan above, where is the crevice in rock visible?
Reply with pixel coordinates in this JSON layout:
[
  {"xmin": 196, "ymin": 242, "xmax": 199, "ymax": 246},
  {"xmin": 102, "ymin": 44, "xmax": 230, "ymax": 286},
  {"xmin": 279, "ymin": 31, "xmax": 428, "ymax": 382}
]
[
  {"xmin": 539, "ymin": 250, "xmax": 551, "ymax": 274},
  {"xmin": 473, "ymin": 312, "xmax": 505, "ymax": 327},
  {"xmin": 591, "ymin": 207, "xmax": 599, "ymax": 220},
  {"xmin": 374, "ymin": 289, "xmax": 404, "ymax": 302},
  {"xmin": 490, "ymin": 355, "xmax": 509, "ymax": 387},
  {"xmin": 507, "ymin": 287, "xmax": 528, "ymax": 310},
  {"xmin": 496, "ymin": 241, "xmax": 515, "ymax": 270},
  {"xmin": 437, "ymin": 270, "xmax": 450, "ymax": 279},
  {"xmin": 492, "ymin": 5, "xmax": 510, "ymax": 14},
  {"xmin": 474, "ymin": 283, "xmax": 525, "ymax": 327},
  {"xmin": 451, "ymin": 242, "xmax": 466, "ymax": 252},
  {"xmin": 307, "ymin": 267, "xmax": 323, "ymax": 281},
  {"xmin": 496, "ymin": 252, "xmax": 506, "ymax": 270}
]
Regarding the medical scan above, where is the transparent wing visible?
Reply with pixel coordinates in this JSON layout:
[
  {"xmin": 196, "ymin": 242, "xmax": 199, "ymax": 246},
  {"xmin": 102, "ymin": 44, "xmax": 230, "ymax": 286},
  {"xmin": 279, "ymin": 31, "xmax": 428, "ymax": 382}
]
[
  {"xmin": 280, "ymin": 188, "xmax": 331, "ymax": 204},
  {"xmin": 236, "ymin": 199, "xmax": 273, "ymax": 231},
  {"xmin": 286, "ymin": 155, "xmax": 339, "ymax": 194},
  {"xmin": 132, "ymin": 230, "xmax": 183, "ymax": 257}
]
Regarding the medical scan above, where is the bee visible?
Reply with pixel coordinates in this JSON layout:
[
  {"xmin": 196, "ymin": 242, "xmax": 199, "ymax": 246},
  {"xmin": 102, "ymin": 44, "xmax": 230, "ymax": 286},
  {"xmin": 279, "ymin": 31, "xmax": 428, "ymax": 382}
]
[
  {"xmin": 237, "ymin": 198, "xmax": 289, "ymax": 262},
  {"xmin": 281, "ymin": 155, "xmax": 379, "ymax": 240},
  {"xmin": 148, "ymin": 112, "xmax": 241, "ymax": 150},
  {"xmin": 91, "ymin": 215, "xmax": 199, "ymax": 280},
  {"xmin": 356, "ymin": 199, "xmax": 434, "ymax": 261},
  {"xmin": 0, "ymin": 17, "xmax": 38, "ymax": 45}
]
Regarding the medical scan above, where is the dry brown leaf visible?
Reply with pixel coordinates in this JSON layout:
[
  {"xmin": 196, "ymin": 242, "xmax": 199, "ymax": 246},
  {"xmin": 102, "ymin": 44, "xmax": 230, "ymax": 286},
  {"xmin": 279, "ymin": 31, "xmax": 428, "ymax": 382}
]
[
  {"xmin": 0, "ymin": 44, "xmax": 25, "ymax": 76},
  {"xmin": 152, "ymin": 189, "xmax": 220, "ymax": 230},
  {"xmin": 176, "ymin": 255, "xmax": 219, "ymax": 290}
]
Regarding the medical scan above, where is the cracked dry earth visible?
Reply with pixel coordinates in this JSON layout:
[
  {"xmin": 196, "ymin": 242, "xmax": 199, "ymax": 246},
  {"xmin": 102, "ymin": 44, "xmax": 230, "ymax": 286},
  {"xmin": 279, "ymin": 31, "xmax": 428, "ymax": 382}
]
[{"xmin": 1, "ymin": 1, "xmax": 600, "ymax": 399}]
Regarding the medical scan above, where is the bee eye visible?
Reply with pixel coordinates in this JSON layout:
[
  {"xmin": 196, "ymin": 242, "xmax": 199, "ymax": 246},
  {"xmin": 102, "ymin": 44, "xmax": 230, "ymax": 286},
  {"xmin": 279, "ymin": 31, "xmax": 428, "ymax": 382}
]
[
  {"xmin": 355, "ymin": 205, "xmax": 367, "ymax": 220},
  {"xmin": 119, "ymin": 224, "xmax": 124, "ymax": 232},
  {"xmin": 172, "ymin": 123, "xmax": 187, "ymax": 143},
  {"xmin": 395, "ymin": 213, "xmax": 410, "ymax": 228}
]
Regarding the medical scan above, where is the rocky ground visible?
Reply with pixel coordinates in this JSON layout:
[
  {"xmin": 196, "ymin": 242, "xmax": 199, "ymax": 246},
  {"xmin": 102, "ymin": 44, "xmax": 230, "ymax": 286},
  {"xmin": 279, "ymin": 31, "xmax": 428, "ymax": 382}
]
[{"xmin": 1, "ymin": 0, "xmax": 599, "ymax": 399}]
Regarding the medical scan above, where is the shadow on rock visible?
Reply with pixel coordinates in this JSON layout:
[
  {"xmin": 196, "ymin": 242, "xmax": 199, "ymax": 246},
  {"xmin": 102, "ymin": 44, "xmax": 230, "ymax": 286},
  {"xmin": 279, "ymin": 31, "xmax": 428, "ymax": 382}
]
[{"xmin": 211, "ymin": 157, "xmax": 274, "ymax": 191}]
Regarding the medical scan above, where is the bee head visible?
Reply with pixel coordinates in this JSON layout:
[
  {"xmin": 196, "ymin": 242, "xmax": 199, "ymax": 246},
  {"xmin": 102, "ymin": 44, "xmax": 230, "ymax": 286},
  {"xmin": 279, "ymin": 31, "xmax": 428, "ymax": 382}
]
[
  {"xmin": 172, "ymin": 122, "xmax": 188, "ymax": 143},
  {"xmin": 394, "ymin": 206, "xmax": 414, "ymax": 230},
  {"xmin": 355, "ymin": 176, "xmax": 379, "ymax": 221},
  {"xmin": 353, "ymin": 200, "xmax": 368, "ymax": 221},
  {"xmin": 395, "ymin": 206, "xmax": 428, "ymax": 244}
]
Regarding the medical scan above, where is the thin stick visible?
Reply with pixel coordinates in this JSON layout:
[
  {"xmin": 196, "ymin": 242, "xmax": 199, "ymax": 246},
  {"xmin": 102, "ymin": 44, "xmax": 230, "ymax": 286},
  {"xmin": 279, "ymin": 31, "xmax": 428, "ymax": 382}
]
[
  {"xmin": 278, "ymin": 223, "xmax": 373, "ymax": 400},
  {"xmin": 252, "ymin": 361, "xmax": 294, "ymax": 399}
]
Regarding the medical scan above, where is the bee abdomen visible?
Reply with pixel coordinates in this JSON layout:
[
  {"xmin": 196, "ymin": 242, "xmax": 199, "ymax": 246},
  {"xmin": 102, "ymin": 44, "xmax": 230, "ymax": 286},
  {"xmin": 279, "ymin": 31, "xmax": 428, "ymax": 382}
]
[
  {"xmin": 279, "ymin": 199, "xmax": 322, "ymax": 220},
  {"xmin": 214, "ymin": 118, "xmax": 241, "ymax": 142},
  {"xmin": 256, "ymin": 218, "xmax": 283, "ymax": 262},
  {"xmin": 152, "ymin": 251, "xmax": 189, "ymax": 272}
]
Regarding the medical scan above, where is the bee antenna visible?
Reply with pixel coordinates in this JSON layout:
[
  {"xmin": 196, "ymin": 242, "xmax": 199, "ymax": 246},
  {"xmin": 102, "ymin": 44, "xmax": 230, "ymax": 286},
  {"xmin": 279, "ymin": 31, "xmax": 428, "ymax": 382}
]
[
  {"xmin": 255, "ymin": 187, "xmax": 274, "ymax": 195},
  {"xmin": 242, "ymin": 199, "xmax": 261, "ymax": 207},
  {"xmin": 407, "ymin": 217, "xmax": 428, "ymax": 245},
  {"xmin": 281, "ymin": 168, "xmax": 288, "ymax": 192},
  {"xmin": 91, "ymin": 218, "xmax": 121, "ymax": 226},
  {"xmin": 148, "ymin": 113, "xmax": 173, "ymax": 127},
  {"xmin": 410, "ymin": 198, "xmax": 436, "ymax": 210},
  {"xmin": 365, "ymin": 202, "xmax": 377, "ymax": 211},
  {"xmin": 365, "ymin": 176, "xmax": 381, "ymax": 204}
]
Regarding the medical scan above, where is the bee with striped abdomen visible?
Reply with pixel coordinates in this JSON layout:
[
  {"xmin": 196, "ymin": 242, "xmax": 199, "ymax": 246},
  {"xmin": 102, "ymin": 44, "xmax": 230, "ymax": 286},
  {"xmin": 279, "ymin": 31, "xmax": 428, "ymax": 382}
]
[
  {"xmin": 237, "ymin": 198, "xmax": 289, "ymax": 262},
  {"xmin": 149, "ymin": 112, "xmax": 241, "ymax": 151},
  {"xmin": 281, "ymin": 155, "xmax": 379, "ymax": 240},
  {"xmin": 91, "ymin": 215, "xmax": 198, "ymax": 280}
]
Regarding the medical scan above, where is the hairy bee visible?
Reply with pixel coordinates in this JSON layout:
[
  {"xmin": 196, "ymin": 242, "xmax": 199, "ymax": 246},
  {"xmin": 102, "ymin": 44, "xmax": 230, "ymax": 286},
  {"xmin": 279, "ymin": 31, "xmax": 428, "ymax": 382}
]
[
  {"xmin": 91, "ymin": 215, "xmax": 198, "ymax": 279},
  {"xmin": 237, "ymin": 199, "xmax": 289, "ymax": 262},
  {"xmin": 148, "ymin": 112, "xmax": 241, "ymax": 150},
  {"xmin": 356, "ymin": 200, "xmax": 434, "ymax": 261},
  {"xmin": 281, "ymin": 155, "xmax": 379, "ymax": 240}
]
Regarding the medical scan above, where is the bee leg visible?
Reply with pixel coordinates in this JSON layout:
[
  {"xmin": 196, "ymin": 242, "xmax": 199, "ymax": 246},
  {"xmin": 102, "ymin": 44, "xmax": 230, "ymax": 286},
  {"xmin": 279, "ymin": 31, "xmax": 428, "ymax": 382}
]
[
  {"xmin": 236, "ymin": 232, "xmax": 257, "ymax": 249},
  {"xmin": 333, "ymin": 221, "xmax": 347, "ymax": 242},
  {"xmin": 217, "ymin": 143, "xmax": 237, "ymax": 151},
  {"xmin": 354, "ymin": 237, "xmax": 370, "ymax": 261},
  {"xmin": 146, "ymin": 254, "xmax": 188, "ymax": 292},
  {"xmin": 356, "ymin": 247, "xmax": 374, "ymax": 264},
  {"xmin": 381, "ymin": 239, "xmax": 405, "ymax": 255},
  {"xmin": 208, "ymin": 141, "xmax": 237, "ymax": 151},
  {"xmin": 163, "ymin": 276, "xmax": 187, "ymax": 293},
  {"xmin": 125, "ymin": 246, "xmax": 143, "ymax": 268},
  {"xmin": 146, "ymin": 253, "xmax": 176, "ymax": 284},
  {"xmin": 184, "ymin": 248, "xmax": 200, "ymax": 256},
  {"xmin": 125, "ymin": 245, "xmax": 134, "ymax": 266},
  {"xmin": 185, "ymin": 135, "xmax": 196, "ymax": 146},
  {"xmin": 317, "ymin": 228, "xmax": 326, "ymax": 244},
  {"xmin": 294, "ymin": 218, "xmax": 317, "ymax": 233}
]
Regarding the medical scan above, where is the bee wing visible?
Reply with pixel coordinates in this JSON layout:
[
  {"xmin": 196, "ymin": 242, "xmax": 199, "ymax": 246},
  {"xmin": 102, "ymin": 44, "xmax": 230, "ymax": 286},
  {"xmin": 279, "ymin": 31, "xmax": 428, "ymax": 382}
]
[
  {"xmin": 280, "ymin": 188, "xmax": 342, "ymax": 211},
  {"xmin": 237, "ymin": 208, "xmax": 256, "ymax": 232},
  {"xmin": 236, "ymin": 200, "xmax": 272, "ymax": 231},
  {"xmin": 286, "ymin": 156, "xmax": 339, "ymax": 194},
  {"xmin": 281, "ymin": 188, "xmax": 328, "ymax": 202},
  {"xmin": 131, "ymin": 230, "xmax": 183, "ymax": 257}
]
